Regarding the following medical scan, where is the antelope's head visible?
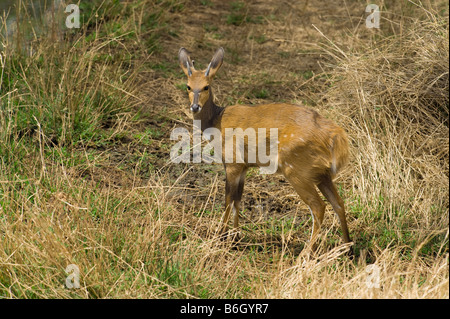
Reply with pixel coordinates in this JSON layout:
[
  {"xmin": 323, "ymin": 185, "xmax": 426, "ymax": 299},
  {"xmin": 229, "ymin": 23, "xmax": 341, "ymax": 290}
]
[{"xmin": 178, "ymin": 47, "xmax": 224, "ymax": 113}]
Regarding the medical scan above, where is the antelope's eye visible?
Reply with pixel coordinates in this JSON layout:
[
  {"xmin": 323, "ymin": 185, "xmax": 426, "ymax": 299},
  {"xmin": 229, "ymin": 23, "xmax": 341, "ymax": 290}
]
[
  {"xmin": 186, "ymin": 85, "xmax": 191, "ymax": 91},
  {"xmin": 203, "ymin": 86, "xmax": 209, "ymax": 91}
]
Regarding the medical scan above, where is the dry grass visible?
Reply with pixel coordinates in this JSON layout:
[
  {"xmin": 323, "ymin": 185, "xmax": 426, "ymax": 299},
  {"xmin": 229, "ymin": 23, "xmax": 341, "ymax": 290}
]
[
  {"xmin": 0, "ymin": 0, "xmax": 448, "ymax": 298},
  {"xmin": 316, "ymin": 1, "xmax": 449, "ymax": 259}
]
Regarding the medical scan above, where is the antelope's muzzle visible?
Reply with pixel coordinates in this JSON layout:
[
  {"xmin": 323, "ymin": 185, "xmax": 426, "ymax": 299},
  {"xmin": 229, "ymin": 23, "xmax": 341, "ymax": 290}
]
[
  {"xmin": 190, "ymin": 91, "xmax": 201, "ymax": 113},
  {"xmin": 190, "ymin": 104, "xmax": 201, "ymax": 113}
]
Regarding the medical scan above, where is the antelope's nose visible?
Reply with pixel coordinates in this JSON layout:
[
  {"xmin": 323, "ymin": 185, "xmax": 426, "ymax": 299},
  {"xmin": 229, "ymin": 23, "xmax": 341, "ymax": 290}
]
[{"xmin": 190, "ymin": 104, "xmax": 201, "ymax": 113}]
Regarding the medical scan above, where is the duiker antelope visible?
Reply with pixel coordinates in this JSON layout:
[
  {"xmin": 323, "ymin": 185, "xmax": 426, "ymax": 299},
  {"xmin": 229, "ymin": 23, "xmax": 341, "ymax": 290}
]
[{"xmin": 178, "ymin": 47, "xmax": 352, "ymax": 249}]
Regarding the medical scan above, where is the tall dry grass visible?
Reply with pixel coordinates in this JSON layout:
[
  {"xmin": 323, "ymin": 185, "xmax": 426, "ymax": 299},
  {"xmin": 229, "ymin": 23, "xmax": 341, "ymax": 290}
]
[{"xmin": 317, "ymin": 3, "xmax": 449, "ymax": 256}]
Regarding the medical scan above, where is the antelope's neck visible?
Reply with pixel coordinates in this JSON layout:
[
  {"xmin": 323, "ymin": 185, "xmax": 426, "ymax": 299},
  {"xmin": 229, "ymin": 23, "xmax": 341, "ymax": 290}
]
[{"xmin": 193, "ymin": 92, "xmax": 224, "ymax": 132}]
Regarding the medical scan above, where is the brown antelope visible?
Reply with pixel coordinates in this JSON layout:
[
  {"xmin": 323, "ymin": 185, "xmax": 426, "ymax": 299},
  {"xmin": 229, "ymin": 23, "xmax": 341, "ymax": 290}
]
[{"xmin": 178, "ymin": 47, "xmax": 352, "ymax": 250}]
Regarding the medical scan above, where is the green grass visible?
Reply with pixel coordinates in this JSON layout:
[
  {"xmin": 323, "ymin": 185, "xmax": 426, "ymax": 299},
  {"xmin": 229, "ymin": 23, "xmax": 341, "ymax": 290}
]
[
  {"xmin": 226, "ymin": 2, "xmax": 266, "ymax": 26},
  {"xmin": 251, "ymin": 34, "xmax": 267, "ymax": 44},
  {"xmin": 252, "ymin": 88, "xmax": 270, "ymax": 99}
]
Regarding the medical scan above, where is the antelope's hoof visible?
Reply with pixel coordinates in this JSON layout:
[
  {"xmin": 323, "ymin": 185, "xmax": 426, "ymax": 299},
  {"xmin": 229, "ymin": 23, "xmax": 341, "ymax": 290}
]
[
  {"xmin": 229, "ymin": 229, "xmax": 241, "ymax": 243},
  {"xmin": 347, "ymin": 245, "xmax": 354, "ymax": 259},
  {"xmin": 217, "ymin": 228, "xmax": 241, "ymax": 243},
  {"xmin": 217, "ymin": 227, "xmax": 229, "ymax": 241}
]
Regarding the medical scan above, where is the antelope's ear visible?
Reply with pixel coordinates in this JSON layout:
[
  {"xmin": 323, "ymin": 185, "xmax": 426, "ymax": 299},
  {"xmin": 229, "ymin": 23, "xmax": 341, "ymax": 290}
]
[
  {"xmin": 205, "ymin": 47, "xmax": 224, "ymax": 78},
  {"xmin": 179, "ymin": 48, "xmax": 195, "ymax": 77}
]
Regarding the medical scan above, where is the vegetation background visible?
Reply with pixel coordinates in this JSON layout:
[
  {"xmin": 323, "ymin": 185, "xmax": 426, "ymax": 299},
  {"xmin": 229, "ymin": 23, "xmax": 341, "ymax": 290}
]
[{"xmin": 0, "ymin": 0, "xmax": 448, "ymax": 298}]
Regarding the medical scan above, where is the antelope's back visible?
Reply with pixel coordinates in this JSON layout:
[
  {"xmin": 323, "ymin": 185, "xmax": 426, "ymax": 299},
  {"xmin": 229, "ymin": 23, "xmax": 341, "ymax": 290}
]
[{"xmin": 220, "ymin": 103, "xmax": 349, "ymax": 175}]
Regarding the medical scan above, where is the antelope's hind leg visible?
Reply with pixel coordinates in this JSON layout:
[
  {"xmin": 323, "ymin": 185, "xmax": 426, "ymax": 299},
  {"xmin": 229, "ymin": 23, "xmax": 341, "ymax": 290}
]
[
  {"xmin": 317, "ymin": 174, "xmax": 353, "ymax": 254},
  {"xmin": 284, "ymin": 171, "xmax": 326, "ymax": 250}
]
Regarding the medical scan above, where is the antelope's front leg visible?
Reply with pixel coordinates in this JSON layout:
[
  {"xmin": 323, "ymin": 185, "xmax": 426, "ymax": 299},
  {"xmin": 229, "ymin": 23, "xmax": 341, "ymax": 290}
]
[{"xmin": 219, "ymin": 164, "xmax": 247, "ymax": 239}]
